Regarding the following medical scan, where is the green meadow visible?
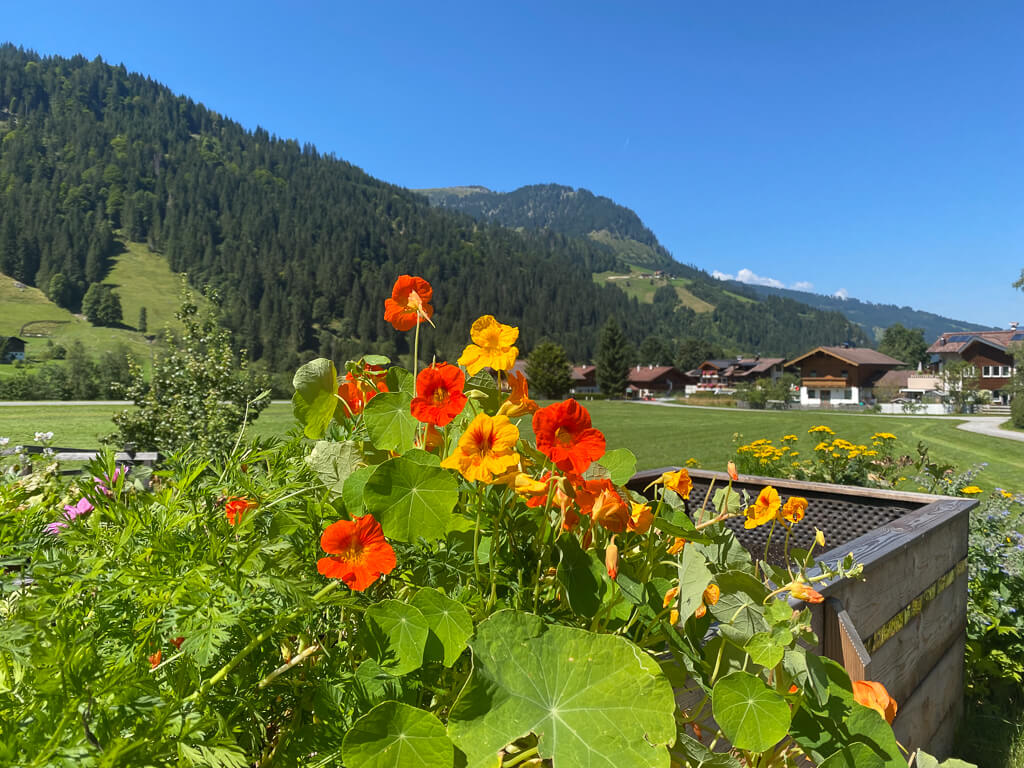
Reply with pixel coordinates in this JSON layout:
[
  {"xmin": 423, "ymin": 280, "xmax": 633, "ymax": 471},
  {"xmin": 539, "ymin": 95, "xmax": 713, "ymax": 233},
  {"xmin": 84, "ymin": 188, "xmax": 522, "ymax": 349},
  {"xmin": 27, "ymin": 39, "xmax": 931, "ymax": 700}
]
[{"xmin": 2, "ymin": 400, "xmax": 1021, "ymax": 492}]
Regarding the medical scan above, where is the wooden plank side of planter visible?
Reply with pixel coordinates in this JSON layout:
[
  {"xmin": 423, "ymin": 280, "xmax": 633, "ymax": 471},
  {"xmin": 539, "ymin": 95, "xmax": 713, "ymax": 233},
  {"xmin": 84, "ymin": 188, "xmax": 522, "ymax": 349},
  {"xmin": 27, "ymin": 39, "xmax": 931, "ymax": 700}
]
[
  {"xmin": 860, "ymin": 570, "xmax": 968, "ymax": 707},
  {"xmin": 891, "ymin": 634, "xmax": 966, "ymax": 760},
  {"xmin": 818, "ymin": 497, "xmax": 971, "ymax": 641}
]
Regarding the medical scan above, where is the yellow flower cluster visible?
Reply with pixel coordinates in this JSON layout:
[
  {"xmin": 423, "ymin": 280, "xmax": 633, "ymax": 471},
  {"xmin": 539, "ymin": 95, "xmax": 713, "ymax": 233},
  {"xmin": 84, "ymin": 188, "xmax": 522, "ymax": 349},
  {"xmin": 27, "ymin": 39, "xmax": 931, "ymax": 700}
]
[
  {"xmin": 814, "ymin": 438, "xmax": 876, "ymax": 460},
  {"xmin": 808, "ymin": 425, "xmax": 835, "ymax": 435},
  {"xmin": 735, "ymin": 438, "xmax": 796, "ymax": 466}
]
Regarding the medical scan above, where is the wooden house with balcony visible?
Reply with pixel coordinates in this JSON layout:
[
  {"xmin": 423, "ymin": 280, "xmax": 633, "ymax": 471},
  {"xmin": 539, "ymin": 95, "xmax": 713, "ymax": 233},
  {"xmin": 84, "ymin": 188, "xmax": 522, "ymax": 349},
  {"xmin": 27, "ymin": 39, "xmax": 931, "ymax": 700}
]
[
  {"xmin": 690, "ymin": 356, "xmax": 786, "ymax": 393},
  {"xmin": 785, "ymin": 346, "xmax": 905, "ymax": 406},
  {"xmin": 626, "ymin": 365, "xmax": 690, "ymax": 399},
  {"xmin": 926, "ymin": 328, "xmax": 1022, "ymax": 405}
]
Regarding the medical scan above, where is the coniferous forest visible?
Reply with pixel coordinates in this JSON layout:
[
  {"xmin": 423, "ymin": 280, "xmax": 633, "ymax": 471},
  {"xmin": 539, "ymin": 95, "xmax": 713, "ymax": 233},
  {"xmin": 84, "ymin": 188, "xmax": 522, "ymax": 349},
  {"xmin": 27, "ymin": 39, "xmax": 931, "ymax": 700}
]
[{"xmin": 0, "ymin": 45, "xmax": 869, "ymax": 371}]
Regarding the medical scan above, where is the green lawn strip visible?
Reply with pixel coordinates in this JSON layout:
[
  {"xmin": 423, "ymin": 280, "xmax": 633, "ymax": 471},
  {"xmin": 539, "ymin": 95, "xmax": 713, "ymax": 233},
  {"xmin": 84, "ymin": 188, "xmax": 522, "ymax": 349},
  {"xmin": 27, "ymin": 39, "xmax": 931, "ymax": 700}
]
[{"xmin": 3, "ymin": 401, "xmax": 1021, "ymax": 492}]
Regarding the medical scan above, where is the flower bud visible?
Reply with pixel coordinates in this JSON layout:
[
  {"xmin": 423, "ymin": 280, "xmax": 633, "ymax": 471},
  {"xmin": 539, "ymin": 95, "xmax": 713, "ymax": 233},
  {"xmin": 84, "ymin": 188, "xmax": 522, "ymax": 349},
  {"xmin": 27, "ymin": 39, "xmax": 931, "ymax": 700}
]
[
  {"xmin": 727, "ymin": 460, "xmax": 739, "ymax": 481},
  {"xmin": 605, "ymin": 536, "xmax": 619, "ymax": 580},
  {"xmin": 815, "ymin": 528, "xmax": 826, "ymax": 548}
]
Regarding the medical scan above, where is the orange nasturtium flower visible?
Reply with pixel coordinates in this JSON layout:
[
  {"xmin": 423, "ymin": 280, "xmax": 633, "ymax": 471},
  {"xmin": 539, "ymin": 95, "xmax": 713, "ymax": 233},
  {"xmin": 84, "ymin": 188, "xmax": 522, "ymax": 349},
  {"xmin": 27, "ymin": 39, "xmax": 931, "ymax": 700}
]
[
  {"xmin": 225, "ymin": 497, "xmax": 258, "ymax": 526},
  {"xmin": 743, "ymin": 486, "xmax": 781, "ymax": 529},
  {"xmin": 149, "ymin": 650, "xmax": 162, "ymax": 669},
  {"xmin": 663, "ymin": 586, "xmax": 681, "ymax": 624},
  {"xmin": 727, "ymin": 460, "xmax": 739, "ymax": 481},
  {"xmin": 532, "ymin": 399, "xmax": 606, "ymax": 476},
  {"xmin": 410, "ymin": 362, "xmax": 468, "ymax": 427},
  {"xmin": 780, "ymin": 496, "xmax": 808, "ymax": 525},
  {"xmin": 440, "ymin": 412, "xmax": 521, "ymax": 483},
  {"xmin": 628, "ymin": 501, "xmax": 654, "ymax": 534},
  {"xmin": 787, "ymin": 581, "xmax": 824, "ymax": 604},
  {"xmin": 852, "ymin": 680, "xmax": 898, "ymax": 724},
  {"xmin": 658, "ymin": 468, "xmax": 693, "ymax": 499},
  {"xmin": 338, "ymin": 365, "xmax": 389, "ymax": 417},
  {"xmin": 317, "ymin": 514, "xmax": 397, "ymax": 591},
  {"xmin": 384, "ymin": 275, "xmax": 433, "ymax": 331},
  {"xmin": 694, "ymin": 583, "xmax": 721, "ymax": 619},
  {"xmin": 457, "ymin": 315, "xmax": 519, "ymax": 375},
  {"xmin": 497, "ymin": 369, "xmax": 538, "ymax": 418},
  {"xmin": 583, "ymin": 479, "xmax": 629, "ymax": 534}
]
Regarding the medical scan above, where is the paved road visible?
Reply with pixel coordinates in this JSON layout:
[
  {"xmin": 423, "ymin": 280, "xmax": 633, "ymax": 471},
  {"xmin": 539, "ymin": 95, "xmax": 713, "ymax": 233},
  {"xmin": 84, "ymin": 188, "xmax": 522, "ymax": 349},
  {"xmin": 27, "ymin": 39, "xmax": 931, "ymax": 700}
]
[{"xmin": 952, "ymin": 416, "xmax": 1024, "ymax": 443}]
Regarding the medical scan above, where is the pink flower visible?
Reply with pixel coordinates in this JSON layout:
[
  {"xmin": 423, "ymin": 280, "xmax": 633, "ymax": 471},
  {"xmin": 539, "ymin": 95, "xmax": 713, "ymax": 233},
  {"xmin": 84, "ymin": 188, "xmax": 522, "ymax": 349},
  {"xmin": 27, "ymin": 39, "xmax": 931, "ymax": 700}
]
[
  {"xmin": 94, "ymin": 466, "xmax": 129, "ymax": 496},
  {"xmin": 46, "ymin": 497, "xmax": 94, "ymax": 535}
]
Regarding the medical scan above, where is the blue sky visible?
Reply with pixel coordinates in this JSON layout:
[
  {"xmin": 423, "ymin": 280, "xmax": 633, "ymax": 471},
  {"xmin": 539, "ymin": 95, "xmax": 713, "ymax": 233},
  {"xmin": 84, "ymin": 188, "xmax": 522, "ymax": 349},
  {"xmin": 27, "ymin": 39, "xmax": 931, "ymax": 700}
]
[{"xmin": 6, "ymin": 2, "xmax": 1024, "ymax": 329}]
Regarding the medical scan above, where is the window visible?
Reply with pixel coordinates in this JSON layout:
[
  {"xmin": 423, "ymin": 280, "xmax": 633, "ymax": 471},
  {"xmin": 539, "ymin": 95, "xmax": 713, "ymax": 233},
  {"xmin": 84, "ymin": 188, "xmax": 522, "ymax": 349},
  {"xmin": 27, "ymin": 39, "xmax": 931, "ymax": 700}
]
[
  {"xmin": 843, "ymin": 388, "xmax": 852, "ymax": 400},
  {"xmin": 807, "ymin": 389, "xmax": 817, "ymax": 399},
  {"xmin": 1002, "ymin": 365, "xmax": 1013, "ymax": 377},
  {"xmin": 983, "ymin": 366, "xmax": 993, "ymax": 377}
]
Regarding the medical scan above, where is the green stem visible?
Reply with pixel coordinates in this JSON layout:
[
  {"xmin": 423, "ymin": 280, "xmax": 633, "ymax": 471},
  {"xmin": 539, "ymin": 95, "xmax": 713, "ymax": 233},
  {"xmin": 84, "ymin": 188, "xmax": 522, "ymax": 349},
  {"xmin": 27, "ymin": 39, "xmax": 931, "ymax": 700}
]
[
  {"xmin": 503, "ymin": 746, "xmax": 540, "ymax": 767},
  {"xmin": 487, "ymin": 504, "xmax": 504, "ymax": 612},
  {"xmin": 782, "ymin": 524, "xmax": 794, "ymax": 580},
  {"xmin": 473, "ymin": 499, "xmax": 483, "ymax": 588},
  {"xmin": 760, "ymin": 519, "xmax": 778, "ymax": 578},
  {"xmin": 413, "ymin": 319, "xmax": 421, "ymax": 384},
  {"xmin": 186, "ymin": 581, "xmax": 339, "ymax": 702}
]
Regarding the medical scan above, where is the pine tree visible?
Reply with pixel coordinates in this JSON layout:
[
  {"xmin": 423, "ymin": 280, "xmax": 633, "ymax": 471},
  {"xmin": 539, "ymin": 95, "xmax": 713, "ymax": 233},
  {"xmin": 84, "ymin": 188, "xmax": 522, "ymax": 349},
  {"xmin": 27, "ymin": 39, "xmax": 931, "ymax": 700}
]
[
  {"xmin": 138, "ymin": 306, "xmax": 148, "ymax": 332},
  {"xmin": 526, "ymin": 340, "xmax": 572, "ymax": 399},
  {"xmin": 596, "ymin": 317, "xmax": 630, "ymax": 398}
]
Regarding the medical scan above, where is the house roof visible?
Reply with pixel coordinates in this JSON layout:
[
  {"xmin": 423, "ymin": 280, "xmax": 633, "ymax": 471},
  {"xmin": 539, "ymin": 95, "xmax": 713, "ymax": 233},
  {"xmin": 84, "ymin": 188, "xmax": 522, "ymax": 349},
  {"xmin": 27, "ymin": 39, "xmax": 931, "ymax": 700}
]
[
  {"xmin": 927, "ymin": 329, "xmax": 1021, "ymax": 355},
  {"xmin": 873, "ymin": 369, "xmax": 913, "ymax": 389},
  {"xmin": 729, "ymin": 357, "xmax": 785, "ymax": 377},
  {"xmin": 627, "ymin": 365, "xmax": 680, "ymax": 383},
  {"xmin": 785, "ymin": 346, "xmax": 905, "ymax": 368},
  {"xmin": 571, "ymin": 365, "xmax": 596, "ymax": 381}
]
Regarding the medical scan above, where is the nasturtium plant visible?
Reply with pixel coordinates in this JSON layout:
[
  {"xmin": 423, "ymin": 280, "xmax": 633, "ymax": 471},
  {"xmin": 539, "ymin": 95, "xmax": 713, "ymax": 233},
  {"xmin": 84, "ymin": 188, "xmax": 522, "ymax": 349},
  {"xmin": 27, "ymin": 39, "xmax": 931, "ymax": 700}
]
[{"xmin": 0, "ymin": 273, "xmax": 971, "ymax": 768}]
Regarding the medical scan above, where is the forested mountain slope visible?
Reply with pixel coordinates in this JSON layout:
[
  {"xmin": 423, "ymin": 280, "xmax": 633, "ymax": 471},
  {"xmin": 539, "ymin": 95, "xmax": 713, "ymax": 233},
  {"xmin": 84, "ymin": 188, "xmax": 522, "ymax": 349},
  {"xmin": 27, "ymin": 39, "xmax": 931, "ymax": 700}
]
[{"xmin": 0, "ymin": 45, "xmax": 869, "ymax": 368}]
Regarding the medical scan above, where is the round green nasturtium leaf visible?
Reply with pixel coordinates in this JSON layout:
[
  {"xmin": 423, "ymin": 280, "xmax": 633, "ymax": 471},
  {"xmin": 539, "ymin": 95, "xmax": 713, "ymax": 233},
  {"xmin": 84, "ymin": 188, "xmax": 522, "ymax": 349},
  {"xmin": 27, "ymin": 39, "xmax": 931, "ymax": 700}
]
[
  {"xmin": 556, "ymin": 534, "xmax": 609, "ymax": 618},
  {"xmin": 411, "ymin": 588, "xmax": 473, "ymax": 668},
  {"xmin": 674, "ymin": 732, "xmax": 743, "ymax": 768},
  {"xmin": 363, "ymin": 457, "xmax": 459, "ymax": 542},
  {"xmin": 782, "ymin": 648, "xmax": 829, "ymax": 708},
  {"xmin": 343, "ymin": 701, "xmax": 454, "ymax": 768},
  {"xmin": 712, "ymin": 671, "xmax": 792, "ymax": 753},
  {"xmin": 364, "ymin": 599, "xmax": 430, "ymax": 676},
  {"xmin": 818, "ymin": 743, "xmax": 885, "ymax": 768},
  {"xmin": 743, "ymin": 632, "xmax": 785, "ymax": 669},
  {"xmin": 764, "ymin": 596, "xmax": 795, "ymax": 626},
  {"xmin": 597, "ymin": 448, "xmax": 636, "ymax": 485},
  {"xmin": 292, "ymin": 358, "xmax": 339, "ymax": 439},
  {"xmin": 402, "ymin": 448, "xmax": 441, "ymax": 467},
  {"xmin": 306, "ymin": 440, "xmax": 363, "ymax": 497},
  {"xmin": 709, "ymin": 570, "xmax": 770, "ymax": 644},
  {"xmin": 363, "ymin": 391, "xmax": 418, "ymax": 452},
  {"xmin": 448, "ymin": 611, "xmax": 676, "ymax": 768}
]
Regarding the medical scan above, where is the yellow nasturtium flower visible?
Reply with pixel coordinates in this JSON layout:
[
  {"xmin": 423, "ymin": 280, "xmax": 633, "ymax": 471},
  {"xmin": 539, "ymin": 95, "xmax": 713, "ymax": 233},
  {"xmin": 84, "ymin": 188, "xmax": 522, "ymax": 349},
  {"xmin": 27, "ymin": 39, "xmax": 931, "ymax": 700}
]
[
  {"xmin": 440, "ymin": 412, "xmax": 520, "ymax": 483},
  {"xmin": 457, "ymin": 315, "xmax": 519, "ymax": 375},
  {"xmin": 744, "ymin": 486, "xmax": 781, "ymax": 529}
]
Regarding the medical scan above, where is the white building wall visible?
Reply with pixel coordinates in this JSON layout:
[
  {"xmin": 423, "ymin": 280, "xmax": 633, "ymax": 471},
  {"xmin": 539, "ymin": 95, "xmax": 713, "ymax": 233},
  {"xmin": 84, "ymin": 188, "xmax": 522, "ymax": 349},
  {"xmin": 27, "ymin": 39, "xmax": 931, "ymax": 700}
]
[{"xmin": 799, "ymin": 386, "xmax": 861, "ymax": 406}]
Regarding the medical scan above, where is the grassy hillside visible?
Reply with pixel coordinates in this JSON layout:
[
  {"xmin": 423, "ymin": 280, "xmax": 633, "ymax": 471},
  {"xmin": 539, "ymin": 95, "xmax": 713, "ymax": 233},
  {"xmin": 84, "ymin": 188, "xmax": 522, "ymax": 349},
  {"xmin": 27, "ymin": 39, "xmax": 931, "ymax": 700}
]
[
  {"xmin": 0, "ymin": 240, "xmax": 186, "ymax": 375},
  {"xmin": 591, "ymin": 264, "xmax": 715, "ymax": 313}
]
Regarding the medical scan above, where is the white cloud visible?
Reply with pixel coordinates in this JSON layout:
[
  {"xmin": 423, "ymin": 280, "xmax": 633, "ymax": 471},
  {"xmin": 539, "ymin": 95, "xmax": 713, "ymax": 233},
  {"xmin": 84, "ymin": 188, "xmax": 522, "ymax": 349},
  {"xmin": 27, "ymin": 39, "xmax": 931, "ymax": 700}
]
[
  {"xmin": 712, "ymin": 268, "xmax": 812, "ymax": 291},
  {"xmin": 834, "ymin": 288, "xmax": 849, "ymax": 300}
]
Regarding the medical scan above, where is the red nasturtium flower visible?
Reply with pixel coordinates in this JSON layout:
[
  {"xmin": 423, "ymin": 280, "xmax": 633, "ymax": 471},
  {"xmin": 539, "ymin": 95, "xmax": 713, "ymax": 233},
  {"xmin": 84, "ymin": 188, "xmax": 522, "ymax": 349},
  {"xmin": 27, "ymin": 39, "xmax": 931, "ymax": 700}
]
[
  {"xmin": 225, "ymin": 497, "xmax": 258, "ymax": 525},
  {"xmin": 148, "ymin": 650, "xmax": 162, "ymax": 669},
  {"xmin": 384, "ymin": 275, "xmax": 434, "ymax": 331},
  {"xmin": 338, "ymin": 365, "xmax": 389, "ymax": 417},
  {"xmin": 410, "ymin": 363, "xmax": 468, "ymax": 427},
  {"xmin": 852, "ymin": 680, "xmax": 898, "ymax": 723},
  {"xmin": 317, "ymin": 514, "xmax": 397, "ymax": 591},
  {"xmin": 533, "ymin": 399, "xmax": 606, "ymax": 476},
  {"xmin": 170, "ymin": 636, "xmax": 185, "ymax": 650}
]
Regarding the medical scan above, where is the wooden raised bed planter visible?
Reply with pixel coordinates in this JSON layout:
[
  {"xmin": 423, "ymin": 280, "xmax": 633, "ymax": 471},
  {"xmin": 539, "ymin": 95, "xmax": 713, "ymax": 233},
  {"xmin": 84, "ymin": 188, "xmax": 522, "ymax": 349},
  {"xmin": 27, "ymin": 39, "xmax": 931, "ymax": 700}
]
[{"xmin": 628, "ymin": 468, "xmax": 977, "ymax": 760}]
